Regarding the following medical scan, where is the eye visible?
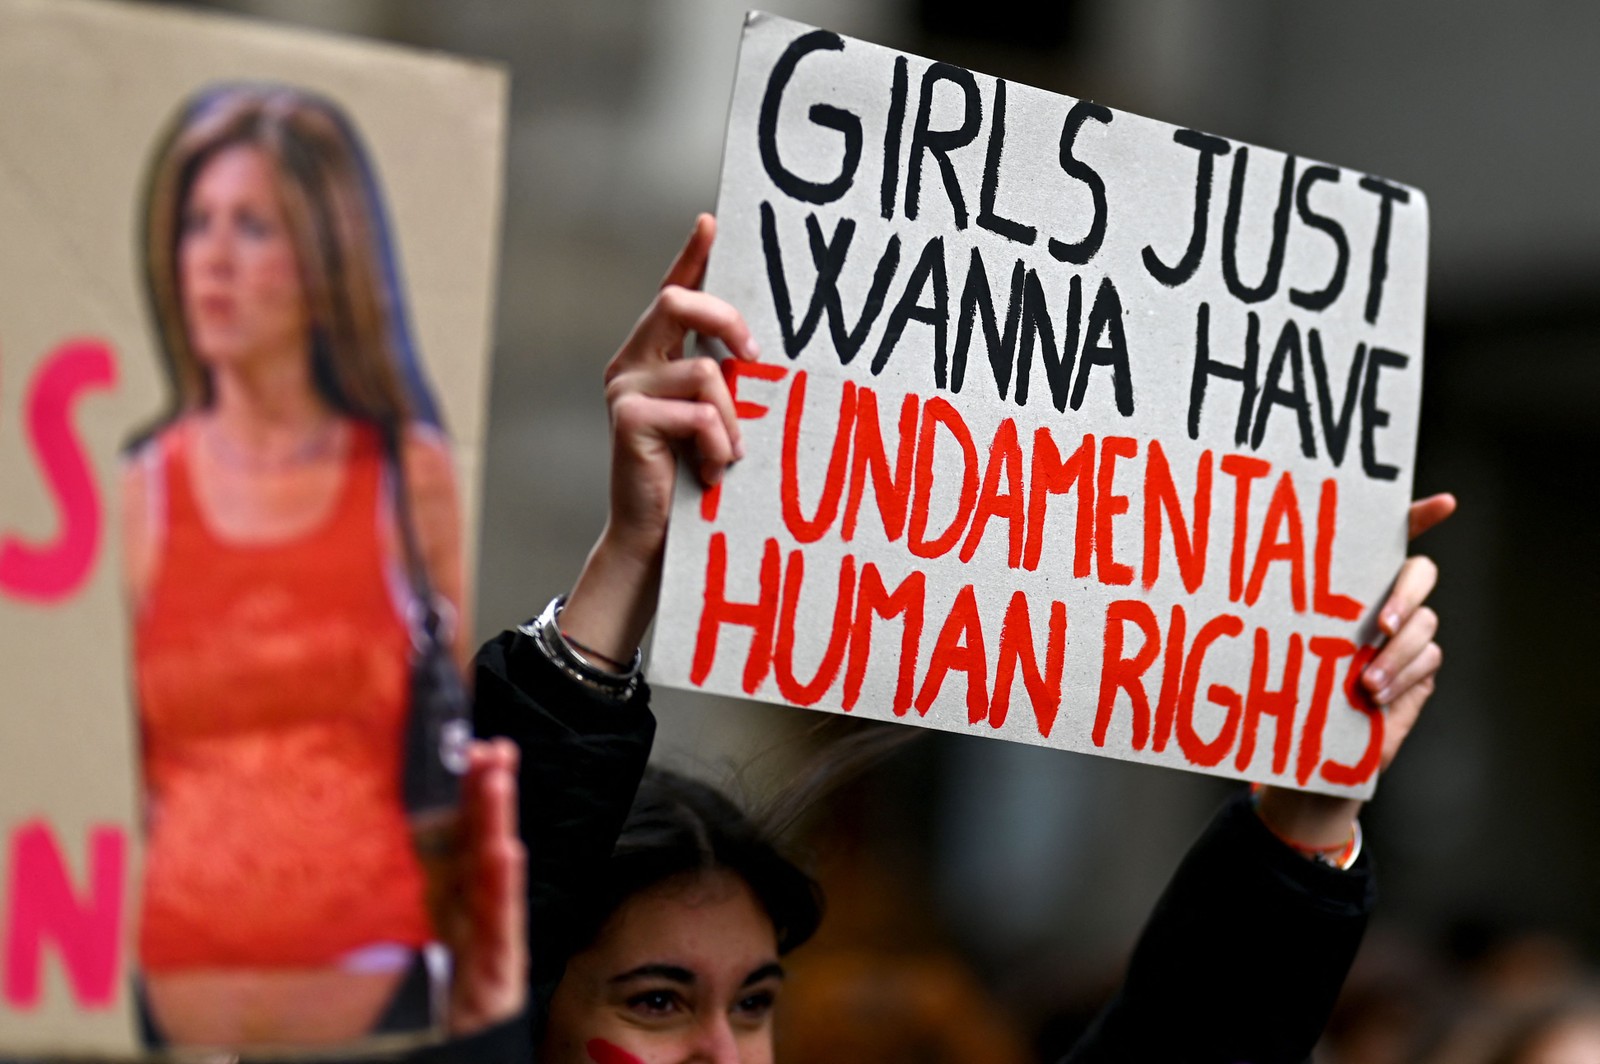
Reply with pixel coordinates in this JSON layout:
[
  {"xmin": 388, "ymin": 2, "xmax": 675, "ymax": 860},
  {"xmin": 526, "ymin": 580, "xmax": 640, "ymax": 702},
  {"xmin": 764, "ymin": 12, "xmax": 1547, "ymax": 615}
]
[
  {"xmin": 237, "ymin": 209, "xmax": 278, "ymax": 240},
  {"xmin": 625, "ymin": 988, "xmax": 686, "ymax": 1019},
  {"xmin": 732, "ymin": 987, "xmax": 777, "ymax": 1025},
  {"xmin": 179, "ymin": 206, "xmax": 208, "ymax": 236}
]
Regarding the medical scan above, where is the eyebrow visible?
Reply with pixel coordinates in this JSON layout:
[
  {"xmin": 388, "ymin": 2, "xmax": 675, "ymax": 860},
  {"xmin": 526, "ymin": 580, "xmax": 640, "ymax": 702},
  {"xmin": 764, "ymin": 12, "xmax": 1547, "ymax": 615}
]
[
  {"xmin": 608, "ymin": 962, "xmax": 785, "ymax": 988},
  {"xmin": 742, "ymin": 963, "xmax": 785, "ymax": 987},
  {"xmin": 611, "ymin": 964, "xmax": 695, "ymax": 986}
]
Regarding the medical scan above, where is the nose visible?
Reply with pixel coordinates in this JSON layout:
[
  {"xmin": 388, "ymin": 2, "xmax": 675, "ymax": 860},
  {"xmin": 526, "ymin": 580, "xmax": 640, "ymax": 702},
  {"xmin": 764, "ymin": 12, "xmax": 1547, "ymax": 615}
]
[{"xmin": 682, "ymin": 1016, "xmax": 746, "ymax": 1064}]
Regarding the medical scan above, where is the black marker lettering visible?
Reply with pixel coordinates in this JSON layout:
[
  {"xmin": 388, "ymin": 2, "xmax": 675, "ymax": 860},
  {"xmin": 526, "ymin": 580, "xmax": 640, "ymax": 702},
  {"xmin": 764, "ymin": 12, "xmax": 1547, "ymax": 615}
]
[
  {"xmin": 1288, "ymin": 165, "xmax": 1349, "ymax": 312},
  {"xmin": 1251, "ymin": 318, "xmax": 1317, "ymax": 458},
  {"xmin": 1359, "ymin": 346, "xmax": 1407, "ymax": 481},
  {"xmin": 1359, "ymin": 176, "xmax": 1410, "ymax": 325},
  {"xmin": 758, "ymin": 30, "xmax": 862, "ymax": 205},
  {"xmin": 977, "ymin": 79, "xmax": 1036, "ymax": 245},
  {"xmin": 1015, "ymin": 270, "xmax": 1081, "ymax": 412},
  {"xmin": 1188, "ymin": 303, "xmax": 1260, "ymax": 446},
  {"xmin": 873, "ymin": 236, "xmax": 948, "ymax": 377},
  {"xmin": 1221, "ymin": 149, "xmax": 1296, "ymax": 304},
  {"xmin": 906, "ymin": 63, "xmax": 982, "ymax": 228},
  {"xmin": 1307, "ymin": 334, "xmax": 1365, "ymax": 467},
  {"xmin": 1048, "ymin": 100, "xmax": 1114, "ymax": 265},
  {"xmin": 760, "ymin": 203, "xmax": 899, "ymax": 365},
  {"xmin": 881, "ymin": 56, "xmax": 909, "ymax": 220},
  {"xmin": 952, "ymin": 248, "xmax": 1025, "ymax": 397},
  {"xmin": 1071, "ymin": 277, "xmax": 1134, "ymax": 416},
  {"xmin": 1143, "ymin": 130, "xmax": 1231, "ymax": 287}
]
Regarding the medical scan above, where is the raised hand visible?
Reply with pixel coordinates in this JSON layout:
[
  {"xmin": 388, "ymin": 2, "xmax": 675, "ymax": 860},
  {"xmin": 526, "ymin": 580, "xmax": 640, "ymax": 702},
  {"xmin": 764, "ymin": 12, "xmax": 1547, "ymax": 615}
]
[
  {"xmin": 447, "ymin": 740, "xmax": 527, "ymax": 1036},
  {"xmin": 1254, "ymin": 492, "xmax": 1456, "ymax": 854},
  {"xmin": 559, "ymin": 215, "xmax": 758, "ymax": 665}
]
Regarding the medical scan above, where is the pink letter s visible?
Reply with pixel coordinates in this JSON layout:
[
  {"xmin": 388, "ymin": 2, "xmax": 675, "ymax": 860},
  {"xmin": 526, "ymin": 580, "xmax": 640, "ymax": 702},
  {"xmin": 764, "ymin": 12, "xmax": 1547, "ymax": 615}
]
[{"xmin": 0, "ymin": 339, "xmax": 117, "ymax": 603}]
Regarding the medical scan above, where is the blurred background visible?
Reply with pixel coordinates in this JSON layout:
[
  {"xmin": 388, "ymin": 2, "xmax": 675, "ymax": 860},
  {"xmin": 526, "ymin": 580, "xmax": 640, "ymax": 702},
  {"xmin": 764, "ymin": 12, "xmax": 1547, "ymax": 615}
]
[{"xmin": 144, "ymin": 1, "xmax": 1600, "ymax": 1060}]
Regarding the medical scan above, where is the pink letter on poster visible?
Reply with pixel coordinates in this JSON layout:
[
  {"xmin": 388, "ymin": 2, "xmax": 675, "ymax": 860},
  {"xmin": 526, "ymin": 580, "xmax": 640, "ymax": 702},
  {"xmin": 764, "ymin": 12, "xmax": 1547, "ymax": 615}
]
[
  {"xmin": 0, "ymin": 339, "xmax": 117, "ymax": 604},
  {"xmin": 3, "ymin": 820, "xmax": 127, "ymax": 1009}
]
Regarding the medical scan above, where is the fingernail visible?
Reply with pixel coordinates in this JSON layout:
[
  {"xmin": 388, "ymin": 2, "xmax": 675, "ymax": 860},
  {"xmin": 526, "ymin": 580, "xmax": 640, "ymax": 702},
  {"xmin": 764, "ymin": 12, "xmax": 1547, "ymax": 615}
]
[
  {"xmin": 1382, "ymin": 610, "xmax": 1400, "ymax": 633},
  {"xmin": 1365, "ymin": 665, "xmax": 1388, "ymax": 691},
  {"xmin": 1375, "ymin": 686, "xmax": 1394, "ymax": 706},
  {"xmin": 734, "ymin": 437, "xmax": 747, "ymax": 460},
  {"xmin": 744, "ymin": 337, "xmax": 761, "ymax": 359}
]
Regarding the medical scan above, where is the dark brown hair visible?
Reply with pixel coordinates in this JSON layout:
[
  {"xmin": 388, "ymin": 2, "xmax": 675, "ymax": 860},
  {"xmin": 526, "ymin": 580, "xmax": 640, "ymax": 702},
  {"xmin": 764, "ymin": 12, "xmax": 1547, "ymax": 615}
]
[
  {"xmin": 141, "ymin": 83, "xmax": 412, "ymax": 426},
  {"xmin": 574, "ymin": 766, "xmax": 825, "ymax": 956}
]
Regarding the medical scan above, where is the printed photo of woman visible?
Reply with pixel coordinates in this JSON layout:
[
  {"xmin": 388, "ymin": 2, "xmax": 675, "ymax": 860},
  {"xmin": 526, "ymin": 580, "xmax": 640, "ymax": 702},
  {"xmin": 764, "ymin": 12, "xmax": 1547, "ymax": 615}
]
[{"xmin": 121, "ymin": 83, "xmax": 467, "ymax": 1049}]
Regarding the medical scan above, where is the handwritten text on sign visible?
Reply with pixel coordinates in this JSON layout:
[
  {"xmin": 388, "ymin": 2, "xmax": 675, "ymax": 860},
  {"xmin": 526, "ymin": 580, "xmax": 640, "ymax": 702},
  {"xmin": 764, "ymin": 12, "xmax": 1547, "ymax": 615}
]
[{"xmin": 653, "ymin": 13, "xmax": 1427, "ymax": 798}]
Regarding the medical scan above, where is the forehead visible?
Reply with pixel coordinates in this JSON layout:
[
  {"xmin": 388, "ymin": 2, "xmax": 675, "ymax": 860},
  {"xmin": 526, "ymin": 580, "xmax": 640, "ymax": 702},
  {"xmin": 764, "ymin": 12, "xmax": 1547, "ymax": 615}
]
[
  {"xmin": 593, "ymin": 872, "xmax": 779, "ymax": 974},
  {"xmin": 189, "ymin": 143, "xmax": 279, "ymax": 201}
]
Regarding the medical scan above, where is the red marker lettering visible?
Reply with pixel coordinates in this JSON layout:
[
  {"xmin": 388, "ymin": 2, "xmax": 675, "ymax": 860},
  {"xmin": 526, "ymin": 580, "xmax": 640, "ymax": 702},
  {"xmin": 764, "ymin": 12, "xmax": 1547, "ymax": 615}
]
[
  {"xmin": 958, "ymin": 418, "xmax": 1025, "ymax": 567},
  {"xmin": 701, "ymin": 359, "xmax": 787, "ymax": 522},
  {"xmin": 1312, "ymin": 478, "xmax": 1363, "ymax": 620},
  {"xmin": 841, "ymin": 386, "xmax": 917, "ymax": 542},
  {"xmin": 915, "ymin": 583, "xmax": 987, "ymax": 722},
  {"xmin": 690, "ymin": 533, "xmax": 780, "ymax": 693},
  {"xmin": 772, "ymin": 551, "xmax": 855, "ymax": 706},
  {"xmin": 1142, "ymin": 442, "xmax": 1212, "ymax": 594},
  {"xmin": 843, "ymin": 562, "xmax": 924, "ymax": 715},
  {"xmin": 989, "ymin": 591, "xmax": 1066, "ymax": 737},
  {"xmin": 780, "ymin": 371, "xmax": 856, "ymax": 543},
  {"xmin": 907, "ymin": 397, "xmax": 979, "ymax": 560}
]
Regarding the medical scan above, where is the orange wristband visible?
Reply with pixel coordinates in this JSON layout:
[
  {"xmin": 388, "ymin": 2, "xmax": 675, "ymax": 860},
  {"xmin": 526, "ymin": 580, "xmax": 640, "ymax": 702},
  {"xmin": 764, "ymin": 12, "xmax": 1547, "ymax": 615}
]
[{"xmin": 1249, "ymin": 784, "xmax": 1362, "ymax": 869}]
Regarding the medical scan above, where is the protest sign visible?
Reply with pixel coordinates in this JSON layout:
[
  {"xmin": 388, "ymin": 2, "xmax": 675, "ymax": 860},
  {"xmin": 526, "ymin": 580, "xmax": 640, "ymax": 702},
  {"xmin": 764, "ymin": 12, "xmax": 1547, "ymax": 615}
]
[
  {"xmin": 653, "ymin": 13, "xmax": 1427, "ymax": 800},
  {"xmin": 0, "ymin": 0, "xmax": 503, "ymax": 1054}
]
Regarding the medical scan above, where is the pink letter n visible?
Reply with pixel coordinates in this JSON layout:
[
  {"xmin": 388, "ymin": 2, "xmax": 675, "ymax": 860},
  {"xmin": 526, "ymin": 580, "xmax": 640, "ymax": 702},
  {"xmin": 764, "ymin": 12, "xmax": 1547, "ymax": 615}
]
[{"xmin": 4, "ymin": 820, "xmax": 126, "ymax": 1008}]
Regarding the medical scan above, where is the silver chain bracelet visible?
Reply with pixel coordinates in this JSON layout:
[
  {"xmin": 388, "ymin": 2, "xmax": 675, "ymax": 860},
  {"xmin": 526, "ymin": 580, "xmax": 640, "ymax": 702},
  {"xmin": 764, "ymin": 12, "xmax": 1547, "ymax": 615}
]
[{"xmin": 520, "ymin": 595, "xmax": 642, "ymax": 703}]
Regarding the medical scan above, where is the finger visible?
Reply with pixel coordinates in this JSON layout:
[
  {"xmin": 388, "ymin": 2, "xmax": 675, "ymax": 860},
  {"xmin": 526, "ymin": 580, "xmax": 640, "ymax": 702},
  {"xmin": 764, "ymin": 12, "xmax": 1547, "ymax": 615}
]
[
  {"xmin": 479, "ymin": 750, "xmax": 517, "ymax": 854},
  {"xmin": 660, "ymin": 213, "xmax": 716, "ymax": 292},
  {"xmin": 1407, "ymin": 493, "xmax": 1457, "ymax": 541},
  {"xmin": 1367, "ymin": 625, "xmax": 1440, "ymax": 704},
  {"xmin": 448, "ymin": 762, "xmax": 527, "ymax": 1035},
  {"xmin": 1363, "ymin": 601, "xmax": 1440, "ymax": 694},
  {"xmin": 1374, "ymin": 639, "xmax": 1442, "ymax": 706},
  {"xmin": 464, "ymin": 738, "xmax": 494, "ymax": 771},
  {"xmin": 645, "ymin": 286, "xmax": 758, "ymax": 362},
  {"xmin": 459, "ymin": 741, "xmax": 494, "ymax": 831},
  {"xmin": 460, "ymin": 754, "xmax": 516, "ymax": 926},
  {"xmin": 610, "ymin": 357, "xmax": 744, "ymax": 459},
  {"xmin": 1381, "ymin": 673, "xmax": 1435, "ymax": 770},
  {"xmin": 1377, "ymin": 555, "xmax": 1438, "ymax": 636},
  {"xmin": 613, "ymin": 286, "xmax": 759, "ymax": 375},
  {"xmin": 492, "ymin": 736, "xmax": 519, "ymax": 780},
  {"xmin": 481, "ymin": 758, "xmax": 525, "ymax": 963},
  {"xmin": 612, "ymin": 392, "xmax": 738, "ymax": 487}
]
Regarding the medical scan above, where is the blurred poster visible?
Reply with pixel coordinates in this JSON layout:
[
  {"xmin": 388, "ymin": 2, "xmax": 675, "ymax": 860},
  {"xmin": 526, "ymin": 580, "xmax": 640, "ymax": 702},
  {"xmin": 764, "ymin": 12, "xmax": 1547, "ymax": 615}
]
[
  {"xmin": 654, "ymin": 14, "xmax": 1427, "ymax": 799},
  {"xmin": 0, "ymin": 0, "xmax": 504, "ymax": 1055}
]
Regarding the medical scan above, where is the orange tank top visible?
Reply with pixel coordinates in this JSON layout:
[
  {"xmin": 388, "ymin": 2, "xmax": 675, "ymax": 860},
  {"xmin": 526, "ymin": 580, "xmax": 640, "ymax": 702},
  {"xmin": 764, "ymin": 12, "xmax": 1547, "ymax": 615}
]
[{"xmin": 135, "ymin": 419, "xmax": 434, "ymax": 970}]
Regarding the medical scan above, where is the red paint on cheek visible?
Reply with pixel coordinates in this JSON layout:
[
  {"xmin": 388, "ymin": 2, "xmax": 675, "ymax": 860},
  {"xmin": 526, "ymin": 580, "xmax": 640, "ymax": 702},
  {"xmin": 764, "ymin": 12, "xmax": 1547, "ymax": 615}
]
[{"xmin": 586, "ymin": 1039, "xmax": 644, "ymax": 1064}]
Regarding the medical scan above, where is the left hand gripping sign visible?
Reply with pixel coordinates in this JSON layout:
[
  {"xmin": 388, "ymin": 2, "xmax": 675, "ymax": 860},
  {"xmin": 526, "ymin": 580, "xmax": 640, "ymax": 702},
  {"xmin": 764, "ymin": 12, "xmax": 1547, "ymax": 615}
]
[{"xmin": 653, "ymin": 12, "xmax": 1427, "ymax": 800}]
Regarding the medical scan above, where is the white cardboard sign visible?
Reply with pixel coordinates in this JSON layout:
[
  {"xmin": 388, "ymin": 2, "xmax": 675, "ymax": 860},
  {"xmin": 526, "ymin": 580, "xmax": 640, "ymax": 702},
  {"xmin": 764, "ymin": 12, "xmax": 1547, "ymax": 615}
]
[{"xmin": 653, "ymin": 13, "xmax": 1427, "ymax": 799}]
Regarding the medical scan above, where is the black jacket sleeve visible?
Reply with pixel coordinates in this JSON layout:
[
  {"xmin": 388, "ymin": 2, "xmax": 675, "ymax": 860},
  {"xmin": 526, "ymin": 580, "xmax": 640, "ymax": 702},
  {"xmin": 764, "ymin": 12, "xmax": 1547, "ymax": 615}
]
[
  {"xmin": 472, "ymin": 626, "xmax": 657, "ymax": 1047},
  {"xmin": 1062, "ymin": 792, "xmax": 1375, "ymax": 1064}
]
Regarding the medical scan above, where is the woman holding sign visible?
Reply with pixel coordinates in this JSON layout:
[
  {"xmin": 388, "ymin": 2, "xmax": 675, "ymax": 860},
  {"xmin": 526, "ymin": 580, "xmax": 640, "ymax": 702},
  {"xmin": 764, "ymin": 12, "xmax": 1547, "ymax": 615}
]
[
  {"xmin": 469, "ymin": 214, "xmax": 1454, "ymax": 1062},
  {"xmin": 123, "ymin": 84, "xmax": 467, "ymax": 1046}
]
